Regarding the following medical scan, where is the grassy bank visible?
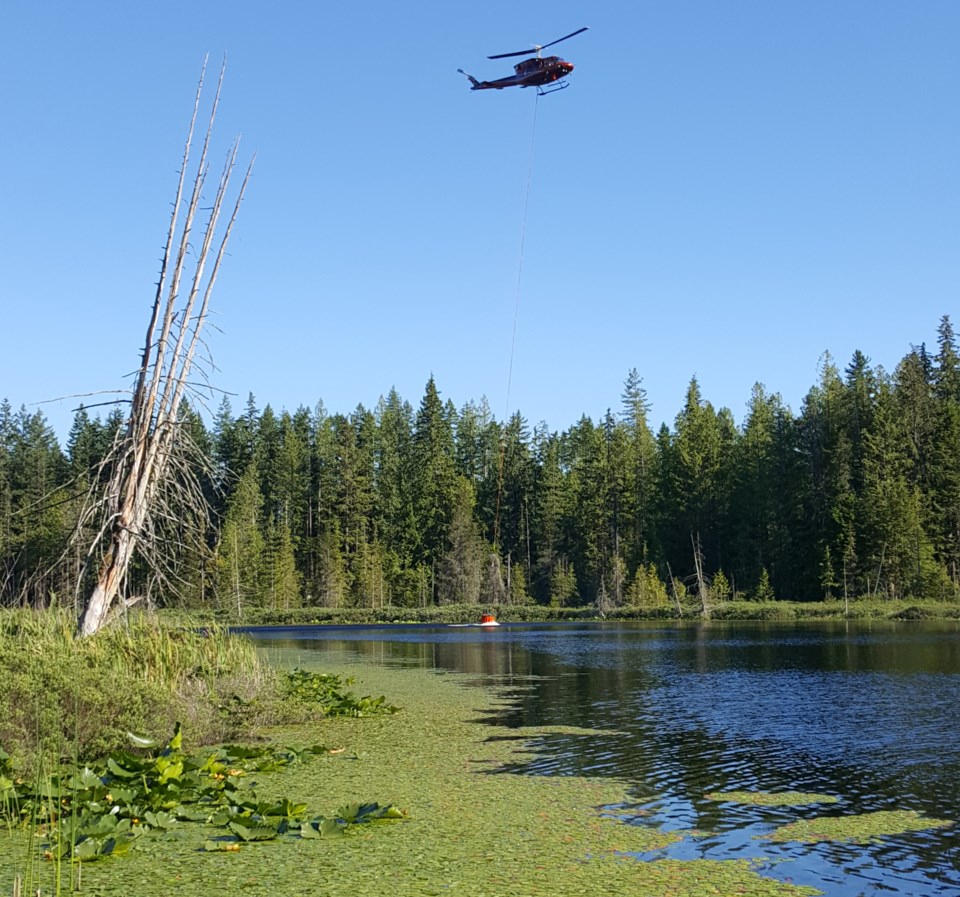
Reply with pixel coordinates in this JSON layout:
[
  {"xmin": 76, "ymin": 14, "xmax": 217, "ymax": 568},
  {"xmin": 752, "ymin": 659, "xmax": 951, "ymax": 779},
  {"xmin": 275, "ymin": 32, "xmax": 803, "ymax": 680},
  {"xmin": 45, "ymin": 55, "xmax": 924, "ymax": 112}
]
[
  {"xmin": 173, "ymin": 597, "xmax": 960, "ymax": 628},
  {"xmin": 14, "ymin": 656, "xmax": 823, "ymax": 897},
  {"xmin": 0, "ymin": 611, "xmax": 288, "ymax": 769}
]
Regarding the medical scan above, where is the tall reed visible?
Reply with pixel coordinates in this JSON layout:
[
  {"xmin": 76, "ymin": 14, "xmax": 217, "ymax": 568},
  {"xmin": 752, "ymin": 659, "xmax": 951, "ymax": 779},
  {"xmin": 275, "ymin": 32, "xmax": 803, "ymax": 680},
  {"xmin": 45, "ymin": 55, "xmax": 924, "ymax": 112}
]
[{"xmin": 0, "ymin": 610, "xmax": 275, "ymax": 771}]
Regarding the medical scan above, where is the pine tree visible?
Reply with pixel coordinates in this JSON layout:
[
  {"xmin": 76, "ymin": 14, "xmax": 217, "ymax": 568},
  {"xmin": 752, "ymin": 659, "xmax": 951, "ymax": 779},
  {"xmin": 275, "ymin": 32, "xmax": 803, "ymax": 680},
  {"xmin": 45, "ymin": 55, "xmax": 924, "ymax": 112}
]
[
  {"xmin": 0, "ymin": 400, "xmax": 13, "ymax": 586},
  {"xmin": 731, "ymin": 384, "xmax": 778, "ymax": 590},
  {"xmin": 567, "ymin": 415, "xmax": 605, "ymax": 603},
  {"xmin": 860, "ymin": 377, "xmax": 928, "ymax": 598},
  {"xmin": 412, "ymin": 377, "xmax": 458, "ymax": 599},
  {"xmin": 752, "ymin": 567, "xmax": 775, "ymax": 602},
  {"xmin": 436, "ymin": 477, "xmax": 484, "ymax": 604},
  {"xmin": 797, "ymin": 354, "xmax": 857, "ymax": 597},
  {"xmin": 530, "ymin": 427, "xmax": 573, "ymax": 604},
  {"xmin": 67, "ymin": 406, "xmax": 108, "ymax": 480},
  {"xmin": 935, "ymin": 315, "xmax": 960, "ymax": 403},
  {"xmin": 374, "ymin": 389, "xmax": 418, "ymax": 603},
  {"xmin": 212, "ymin": 396, "xmax": 252, "ymax": 500},
  {"xmin": 6, "ymin": 407, "xmax": 69, "ymax": 605},
  {"xmin": 620, "ymin": 368, "xmax": 658, "ymax": 571},
  {"xmin": 264, "ymin": 518, "xmax": 301, "ymax": 610},
  {"xmin": 315, "ymin": 520, "xmax": 349, "ymax": 608},
  {"xmin": 496, "ymin": 411, "xmax": 535, "ymax": 584},
  {"xmin": 931, "ymin": 317, "xmax": 960, "ymax": 585},
  {"xmin": 660, "ymin": 377, "xmax": 733, "ymax": 581},
  {"xmin": 215, "ymin": 462, "xmax": 265, "ymax": 616}
]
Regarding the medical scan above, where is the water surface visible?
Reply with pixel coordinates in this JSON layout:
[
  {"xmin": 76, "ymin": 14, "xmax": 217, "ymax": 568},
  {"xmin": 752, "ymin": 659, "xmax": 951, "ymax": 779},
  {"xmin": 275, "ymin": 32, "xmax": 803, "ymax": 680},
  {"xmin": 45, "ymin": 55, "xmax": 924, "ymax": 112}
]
[{"xmin": 247, "ymin": 620, "xmax": 960, "ymax": 896}]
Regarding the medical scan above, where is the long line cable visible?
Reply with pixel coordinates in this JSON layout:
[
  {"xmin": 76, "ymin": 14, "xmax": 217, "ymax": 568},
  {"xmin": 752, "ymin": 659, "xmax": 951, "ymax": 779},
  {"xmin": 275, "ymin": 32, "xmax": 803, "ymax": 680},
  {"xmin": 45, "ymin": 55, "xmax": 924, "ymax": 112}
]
[
  {"xmin": 494, "ymin": 91, "xmax": 539, "ymax": 552},
  {"xmin": 503, "ymin": 90, "xmax": 540, "ymax": 423}
]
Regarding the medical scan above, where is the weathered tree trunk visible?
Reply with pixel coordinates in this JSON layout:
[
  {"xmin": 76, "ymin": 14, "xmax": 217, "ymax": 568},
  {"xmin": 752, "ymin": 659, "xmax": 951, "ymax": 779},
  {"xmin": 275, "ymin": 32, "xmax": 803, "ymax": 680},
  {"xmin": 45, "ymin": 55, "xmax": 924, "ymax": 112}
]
[
  {"xmin": 691, "ymin": 531, "xmax": 710, "ymax": 619},
  {"xmin": 77, "ymin": 59, "xmax": 252, "ymax": 636}
]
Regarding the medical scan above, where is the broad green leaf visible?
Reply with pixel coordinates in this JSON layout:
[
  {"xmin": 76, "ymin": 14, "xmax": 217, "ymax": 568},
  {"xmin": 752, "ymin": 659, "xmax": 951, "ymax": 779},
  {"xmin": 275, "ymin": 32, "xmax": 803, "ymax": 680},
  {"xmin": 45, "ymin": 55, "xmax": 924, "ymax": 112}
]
[
  {"xmin": 157, "ymin": 759, "xmax": 184, "ymax": 783},
  {"xmin": 301, "ymin": 817, "xmax": 346, "ymax": 838},
  {"xmin": 143, "ymin": 811, "xmax": 177, "ymax": 829},
  {"xmin": 174, "ymin": 806, "xmax": 210, "ymax": 822},
  {"xmin": 202, "ymin": 839, "xmax": 242, "ymax": 852},
  {"xmin": 228, "ymin": 819, "xmax": 280, "ymax": 841},
  {"xmin": 167, "ymin": 723, "xmax": 183, "ymax": 753},
  {"xmin": 106, "ymin": 757, "xmax": 138, "ymax": 779},
  {"xmin": 73, "ymin": 768, "xmax": 105, "ymax": 789}
]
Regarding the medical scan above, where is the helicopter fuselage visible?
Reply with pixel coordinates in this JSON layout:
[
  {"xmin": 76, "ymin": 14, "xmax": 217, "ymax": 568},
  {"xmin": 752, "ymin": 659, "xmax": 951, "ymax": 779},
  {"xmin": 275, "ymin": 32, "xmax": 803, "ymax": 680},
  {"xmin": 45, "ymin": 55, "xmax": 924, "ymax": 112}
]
[
  {"xmin": 467, "ymin": 55, "xmax": 574, "ymax": 90},
  {"xmin": 459, "ymin": 28, "xmax": 586, "ymax": 96}
]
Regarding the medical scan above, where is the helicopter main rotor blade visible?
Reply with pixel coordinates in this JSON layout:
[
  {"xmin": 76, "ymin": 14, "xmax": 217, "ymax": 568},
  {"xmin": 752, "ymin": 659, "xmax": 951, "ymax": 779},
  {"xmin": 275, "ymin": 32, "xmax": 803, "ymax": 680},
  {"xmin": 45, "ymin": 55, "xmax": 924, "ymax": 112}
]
[
  {"xmin": 488, "ymin": 47, "xmax": 539, "ymax": 60},
  {"xmin": 538, "ymin": 26, "xmax": 589, "ymax": 52},
  {"xmin": 487, "ymin": 26, "xmax": 588, "ymax": 59}
]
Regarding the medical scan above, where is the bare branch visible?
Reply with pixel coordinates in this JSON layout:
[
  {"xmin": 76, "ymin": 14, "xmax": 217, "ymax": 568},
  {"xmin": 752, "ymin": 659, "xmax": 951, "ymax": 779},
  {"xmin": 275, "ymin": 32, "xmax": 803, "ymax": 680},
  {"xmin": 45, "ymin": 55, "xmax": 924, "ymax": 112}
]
[{"xmin": 76, "ymin": 60, "xmax": 251, "ymax": 636}]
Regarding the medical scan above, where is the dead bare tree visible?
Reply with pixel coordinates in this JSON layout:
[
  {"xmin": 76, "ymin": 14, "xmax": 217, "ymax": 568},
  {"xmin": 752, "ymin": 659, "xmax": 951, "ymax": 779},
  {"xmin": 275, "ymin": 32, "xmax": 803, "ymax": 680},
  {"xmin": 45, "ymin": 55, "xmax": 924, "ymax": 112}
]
[
  {"xmin": 76, "ymin": 59, "xmax": 253, "ymax": 636},
  {"xmin": 691, "ymin": 531, "xmax": 710, "ymax": 619}
]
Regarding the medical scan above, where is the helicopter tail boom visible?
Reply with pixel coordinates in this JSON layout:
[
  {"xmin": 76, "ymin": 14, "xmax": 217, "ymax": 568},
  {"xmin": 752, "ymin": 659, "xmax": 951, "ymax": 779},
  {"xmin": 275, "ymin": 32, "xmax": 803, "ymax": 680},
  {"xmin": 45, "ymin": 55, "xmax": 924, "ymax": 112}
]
[{"xmin": 457, "ymin": 69, "xmax": 481, "ymax": 89}]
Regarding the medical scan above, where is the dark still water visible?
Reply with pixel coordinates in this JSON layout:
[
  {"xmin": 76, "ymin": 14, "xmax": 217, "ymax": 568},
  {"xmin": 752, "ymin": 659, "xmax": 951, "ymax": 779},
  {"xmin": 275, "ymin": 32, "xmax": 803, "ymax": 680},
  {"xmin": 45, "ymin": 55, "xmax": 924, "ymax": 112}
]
[{"xmin": 246, "ymin": 621, "xmax": 960, "ymax": 896}]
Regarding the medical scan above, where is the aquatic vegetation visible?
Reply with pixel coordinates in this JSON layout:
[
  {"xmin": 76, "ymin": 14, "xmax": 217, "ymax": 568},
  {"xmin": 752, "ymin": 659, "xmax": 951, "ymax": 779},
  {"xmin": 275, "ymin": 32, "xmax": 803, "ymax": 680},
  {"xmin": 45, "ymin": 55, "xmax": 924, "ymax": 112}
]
[
  {"xmin": 761, "ymin": 809, "xmax": 953, "ymax": 844},
  {"xmin": 47, "ymin": 656, "xmax": 815, "ymax": 897},
  {"xmin": 705, "ymin": 791, "xmax": 839, "ymax": 807},
  {"xmin": 282, "ymin": 668, "xmax": 399, "ymax": 717},
  {"xmin": 0, "ymin": 724, "xmax": 405, "ymax": 865},
  {"xmin": 613, "ymin": 859, "xmax": 822, "ymax": 896},
  {"xmin": 0, "ymin": 658, "xmax": 870, "ymax": 895}
]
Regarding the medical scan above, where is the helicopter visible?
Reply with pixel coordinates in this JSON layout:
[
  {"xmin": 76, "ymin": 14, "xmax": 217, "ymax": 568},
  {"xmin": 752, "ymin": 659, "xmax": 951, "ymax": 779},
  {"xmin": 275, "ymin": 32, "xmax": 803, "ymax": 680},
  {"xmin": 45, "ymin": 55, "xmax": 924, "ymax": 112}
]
[{"xmin": 458, "ymin": 27, "xmax": 588, "ymax": 96}]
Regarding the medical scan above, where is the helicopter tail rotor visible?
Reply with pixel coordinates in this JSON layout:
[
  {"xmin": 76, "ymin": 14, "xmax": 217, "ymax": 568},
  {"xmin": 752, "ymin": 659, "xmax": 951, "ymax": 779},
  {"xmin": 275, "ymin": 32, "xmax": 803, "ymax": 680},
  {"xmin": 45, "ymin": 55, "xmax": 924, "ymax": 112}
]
[{"xmin": 458, "ymin": 68, "xmax": 481, "ymax": 89}]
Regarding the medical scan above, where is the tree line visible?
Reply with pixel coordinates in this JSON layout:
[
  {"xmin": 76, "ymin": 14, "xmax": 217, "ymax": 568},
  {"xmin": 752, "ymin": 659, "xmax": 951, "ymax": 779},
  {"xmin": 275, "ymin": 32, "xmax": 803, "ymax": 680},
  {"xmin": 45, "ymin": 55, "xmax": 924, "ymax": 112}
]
[{"xmin": 2, "ymin": 315, "xmax": 959, "ymax": 614}]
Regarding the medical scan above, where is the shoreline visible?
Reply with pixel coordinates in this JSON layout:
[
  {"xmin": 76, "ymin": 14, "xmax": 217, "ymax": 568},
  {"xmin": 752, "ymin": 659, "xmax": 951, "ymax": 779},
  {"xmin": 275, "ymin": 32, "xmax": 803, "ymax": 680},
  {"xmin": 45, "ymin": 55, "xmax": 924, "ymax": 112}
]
[
  {"xmin": 14, "ymin": 653, "xmax": 818, "ymax": 897},
  {"xmin": 171, "ymin": 598, "xmax": 960, "ymax": 628}
]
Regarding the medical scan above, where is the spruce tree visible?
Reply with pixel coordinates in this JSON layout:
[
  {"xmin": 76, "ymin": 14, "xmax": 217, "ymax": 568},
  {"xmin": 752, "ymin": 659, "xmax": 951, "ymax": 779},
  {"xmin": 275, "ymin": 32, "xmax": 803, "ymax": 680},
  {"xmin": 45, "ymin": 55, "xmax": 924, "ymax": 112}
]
[
  {"xmin": 215, "ymin": 462, "xmax": 266, "ymax": 616},
  {"xmin": 412, "ymin": 377, "xmax": 458, "ymax": 599},
  {"xmin": 436, "ymin": 477, "xmax": 484, "ymax": 604},
  {"xmin": 620, "ymin": 368, "xmax": 657, "ymax": 571}
]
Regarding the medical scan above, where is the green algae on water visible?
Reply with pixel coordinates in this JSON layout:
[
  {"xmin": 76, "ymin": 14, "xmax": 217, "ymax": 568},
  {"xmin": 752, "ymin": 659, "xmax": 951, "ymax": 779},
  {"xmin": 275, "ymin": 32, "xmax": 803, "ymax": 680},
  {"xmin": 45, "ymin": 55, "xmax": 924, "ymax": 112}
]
[
  {"xmin": 706, "ymin": 791, "xmax": 840, "ymax": 807},
  {"xmin": 761, "ymin": 809, "xmax": 954, "ymax": 844},
  {"xmin": 0, "ymin": 657, "xmax": 827, "ymax": 896}
]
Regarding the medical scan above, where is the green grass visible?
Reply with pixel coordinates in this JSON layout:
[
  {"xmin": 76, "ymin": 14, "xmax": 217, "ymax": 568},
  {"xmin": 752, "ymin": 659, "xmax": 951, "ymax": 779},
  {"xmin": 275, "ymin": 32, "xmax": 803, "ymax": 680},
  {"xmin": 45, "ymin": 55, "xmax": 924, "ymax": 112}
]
[{"xmin": 0, "ymin": 610, "xmax": 281, "ymax": 770}]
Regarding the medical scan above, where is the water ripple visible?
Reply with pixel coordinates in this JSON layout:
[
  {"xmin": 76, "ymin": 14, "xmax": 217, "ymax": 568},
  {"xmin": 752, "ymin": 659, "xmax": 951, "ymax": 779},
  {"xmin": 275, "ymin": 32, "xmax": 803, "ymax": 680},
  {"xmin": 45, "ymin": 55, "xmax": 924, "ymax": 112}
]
[{"xmin": 251, "ymin": 621, "xmax": 960, "ymax": 897}]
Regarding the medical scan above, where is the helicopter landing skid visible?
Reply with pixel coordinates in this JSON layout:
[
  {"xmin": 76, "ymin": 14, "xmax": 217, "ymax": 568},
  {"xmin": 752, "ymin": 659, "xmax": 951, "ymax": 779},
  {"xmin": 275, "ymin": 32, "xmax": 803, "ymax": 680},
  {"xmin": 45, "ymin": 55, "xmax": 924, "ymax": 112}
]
[{"xmin": 537, "ymin": 80, "xmax": 569, "ymax": 96}]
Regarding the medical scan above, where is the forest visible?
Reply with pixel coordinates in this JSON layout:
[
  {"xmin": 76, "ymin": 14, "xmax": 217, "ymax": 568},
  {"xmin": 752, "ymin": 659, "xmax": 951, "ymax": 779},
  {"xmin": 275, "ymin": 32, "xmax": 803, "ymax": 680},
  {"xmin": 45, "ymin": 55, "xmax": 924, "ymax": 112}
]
[{"xmin": 2, "ymin": 315, "xmax": 959, "ymax": 615}]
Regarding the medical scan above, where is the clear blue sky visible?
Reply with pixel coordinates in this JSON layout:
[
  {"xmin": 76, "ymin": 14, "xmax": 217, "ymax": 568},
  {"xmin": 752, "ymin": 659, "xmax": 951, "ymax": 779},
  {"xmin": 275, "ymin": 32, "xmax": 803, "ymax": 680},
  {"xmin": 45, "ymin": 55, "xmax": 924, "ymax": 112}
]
[{"xmin": 2, "ymin": 1, "xmax": 958, "ymax": 440}]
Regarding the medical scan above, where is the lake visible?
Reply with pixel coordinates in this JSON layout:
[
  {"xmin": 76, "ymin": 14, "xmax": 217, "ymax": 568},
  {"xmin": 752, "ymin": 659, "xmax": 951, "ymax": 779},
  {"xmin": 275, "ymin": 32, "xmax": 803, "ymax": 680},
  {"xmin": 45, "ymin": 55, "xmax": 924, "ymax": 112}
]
[{"xmin": 246, "ymin": 620, "xmax": 960, "ymax": 896}]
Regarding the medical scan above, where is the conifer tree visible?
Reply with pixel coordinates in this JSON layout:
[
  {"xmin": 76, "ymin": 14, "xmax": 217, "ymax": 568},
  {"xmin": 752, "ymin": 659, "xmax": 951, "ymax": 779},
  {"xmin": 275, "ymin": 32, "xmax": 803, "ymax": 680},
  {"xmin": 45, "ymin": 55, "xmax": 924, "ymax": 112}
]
[
  {"xmin": 215, "ymin": 461, "xmax": 265, "ymax": 616},
  {"xmin": 797, "ymin": 355, "xmax": 856, "ymax": 597},
  {"xmin": 264, "ymin": 518, "xmax": 301, "ymax": 610},
  {"xmin": 374, "ymin": 389, "xmax": 418, "ymax": 602},
  {"xmin": 436, "ymin": 477, "xmax": 484, "ymax": 604},
  {"xmin": 931, "ymin": 317, "xmax": 960, "ymax": 584},
  {"xmin": 0, "ymin": 400, "xmax": 13, "ymax": 591},
  {"xmin": 731, "ymin": 383, "xmax": 778, "ymax": 589},
  {"xmin": 620, "ymin": 368, "xmax": 658, "ymax": 571},
  {"xmin": 860, "ymin": 377, "xmax": 926, "ymax": 598},
  {"xmin": 412, "ymin": 377, "xmax": 458, "ymax": 598},
  {"xmin": 530, "ymin": 427, "xmax": 573, "ymax": 603}
]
